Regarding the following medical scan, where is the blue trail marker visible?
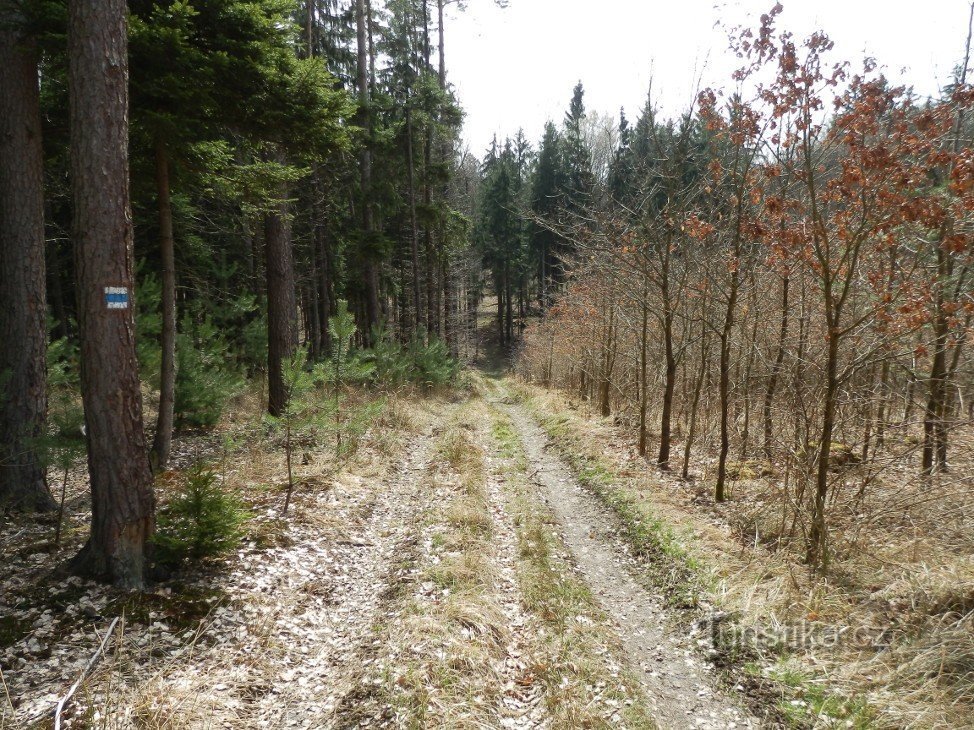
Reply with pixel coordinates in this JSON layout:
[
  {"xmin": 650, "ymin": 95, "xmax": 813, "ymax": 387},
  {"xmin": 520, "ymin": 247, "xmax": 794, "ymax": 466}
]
[{"xmin": 104, "ymin": 286, "xmax": 130, "ymax": 310}]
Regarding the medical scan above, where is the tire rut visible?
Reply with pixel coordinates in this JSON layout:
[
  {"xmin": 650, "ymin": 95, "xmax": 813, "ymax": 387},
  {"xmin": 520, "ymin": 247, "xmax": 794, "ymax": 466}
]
[
  {"xmin": 246, "ymin": 423, "xmax": 441, "ymax": 728},
  {"xmin": 484, "ymin": 453, "xmax": 549, "ymax": 729},
  {"xmin": 498, "ymin": 399, "xmax": 758, "ymax": 730}
]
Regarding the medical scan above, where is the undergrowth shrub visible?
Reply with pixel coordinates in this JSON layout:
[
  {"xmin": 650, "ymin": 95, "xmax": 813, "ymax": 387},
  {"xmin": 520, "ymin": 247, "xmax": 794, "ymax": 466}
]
[
  {"xmin": 368, "ymin": 327, "xmax": 458, "ymax": 389},
  {"xmin": 39, "ymin": 334, "xmax": 86, "ymax": 545},
  {"xmin": 175, "ymin": 314, "xmax": 244, "ymax": 430},
  {"xmin": 406, "ymin": 331, "xmax": 458, "ymax": 388},
  {"xmin": 153, "ymin": 463, "xmax": 249, "ymax": 567}
]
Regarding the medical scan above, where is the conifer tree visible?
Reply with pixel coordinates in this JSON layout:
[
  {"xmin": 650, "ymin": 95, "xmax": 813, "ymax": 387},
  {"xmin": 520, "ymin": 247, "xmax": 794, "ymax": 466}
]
[{"xmin": 0, "ymin": 0, "xmax": 56, "ymax": 512}]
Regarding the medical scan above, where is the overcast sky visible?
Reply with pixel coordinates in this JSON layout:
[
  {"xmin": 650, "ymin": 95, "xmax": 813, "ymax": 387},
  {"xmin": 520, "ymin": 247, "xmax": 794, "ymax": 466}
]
[{"xmin": 443, "ymin": 0, "xmax": 973, "ymax": 156}]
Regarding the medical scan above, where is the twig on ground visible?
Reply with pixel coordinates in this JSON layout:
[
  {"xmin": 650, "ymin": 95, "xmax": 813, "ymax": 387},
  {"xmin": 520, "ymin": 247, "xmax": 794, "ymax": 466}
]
[
  {"xmin": 0, "ymin": 666, "xmax": 13, "ymax": 713},
  {"xmin": 52, "ymin": 616, "xmax": 121, "ymax": 730}
]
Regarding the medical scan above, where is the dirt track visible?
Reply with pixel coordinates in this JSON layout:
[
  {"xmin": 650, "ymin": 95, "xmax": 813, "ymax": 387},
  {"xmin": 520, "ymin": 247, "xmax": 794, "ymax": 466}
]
[{"xmin": 3, "ymin": 383, "xmax": 758, "ymax": 729}]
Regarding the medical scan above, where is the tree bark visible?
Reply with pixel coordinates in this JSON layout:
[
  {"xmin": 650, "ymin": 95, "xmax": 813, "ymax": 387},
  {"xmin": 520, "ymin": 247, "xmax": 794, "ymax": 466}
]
[
  {"xmin": 922, "ymin": 245, "xmax": 950, "ymax": 475},
  {"xmin": 150, "ymin": 140, "xmax": 176, "ymax": 472},
  {"xmin": 437, "ymin": 0, "xmax": 446, "ymax": 88},
  {"xmin": 807, "ymin": 328, "xmax": 840, "ymax": 569},
  {"xmin": 638, "ymin": 272, "xmax": 649, "ymax": 456},
  {"xmin": 355, "ymin": 0, "xmax": 380, "ymax": 341},
  {"xmin": 658, "ymin": 293, "xmax": 676, "ymax": 468},
  {"xmin": 715, "ymin": 265, "xmax": 740, "ymax": 502},
  {"xmin": 683, "ymin": 287, "xmax": 710, "ymax": 480},
  {"xmin": 405, "ymin": 107, "xmax": 424, "ymax": 336},
  {"xmin": 68, "ymin": 0, "xmax": 155, "ymax": 588},
  {"xmin": 265, "ymin": 195, "xmax": 298, "ymax": 417},
  {"xmin": 0, "ymin": 13, "xmax": 56, "ymax": 511}
]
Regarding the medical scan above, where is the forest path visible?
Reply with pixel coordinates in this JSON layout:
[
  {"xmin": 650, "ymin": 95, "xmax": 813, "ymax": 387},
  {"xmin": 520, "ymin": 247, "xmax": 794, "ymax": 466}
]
[
  {"xmin": 240, "ymin": 414, "xmax": 444, "ymax": 728},
  {"xmin": 22, "ymin": 378, "xmax": 759, "ymax": 728},
  {"xmin": 71, "ymin": 399, "xmax": 460, "ymax": 729},
  {"xmin": 488, "ymin": 378, "xmax": 758, "ymax": 730}
]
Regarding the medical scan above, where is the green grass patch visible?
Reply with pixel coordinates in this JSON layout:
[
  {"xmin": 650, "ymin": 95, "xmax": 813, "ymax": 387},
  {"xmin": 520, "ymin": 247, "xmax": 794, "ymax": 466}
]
[
  {"xmin": 767, "ymin": 661, "xmax": 877, "ymax": 728},
  {"xmin": 527, "ymin": 402, "xmax": 706, "ymax": 609}
]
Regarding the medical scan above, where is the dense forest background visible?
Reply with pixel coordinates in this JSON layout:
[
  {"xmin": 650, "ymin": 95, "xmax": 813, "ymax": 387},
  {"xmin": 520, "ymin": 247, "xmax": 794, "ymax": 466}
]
[{"xmin": 1, "ymin": 0, "xmax": 490, "ymax": 586}]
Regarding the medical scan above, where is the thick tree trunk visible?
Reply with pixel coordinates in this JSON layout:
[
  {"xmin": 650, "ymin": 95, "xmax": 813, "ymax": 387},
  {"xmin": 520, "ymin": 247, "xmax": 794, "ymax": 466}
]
[
  {"xmin": 68, "ymin": 0, "xmax": 155, "ymax": 588},
  {"xmin": 0, "ymin": 15, "xmax": 55, "ymax": 511},
  {"xmin": 150, "ymin": 141, "xmax": 176, "ymax": 472},
  {"xmin": 265, "ymin": 196, "xmax": 298, "ymax": 417}
]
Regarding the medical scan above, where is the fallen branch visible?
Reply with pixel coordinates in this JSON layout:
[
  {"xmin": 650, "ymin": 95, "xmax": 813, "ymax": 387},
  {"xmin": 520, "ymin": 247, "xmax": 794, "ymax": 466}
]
[{"xmin": 52, "ymin": 616, "xmax": 120, "ymax": 730}]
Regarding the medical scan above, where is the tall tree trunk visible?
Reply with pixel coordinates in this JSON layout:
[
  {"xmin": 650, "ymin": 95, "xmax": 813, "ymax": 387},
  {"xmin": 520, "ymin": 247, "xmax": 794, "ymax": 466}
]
[
  {"xmin": 638, "ymin": 278, "xmax": 649, "ymax": 457},
  {"xmin": 305, "ymin": 0, "xmax": 314, "ymax": 55},
  {"xmin": 715, "ymin": 266, "xmax": 741, "ymax": 502},
  {"xmin": 46, "ymin": 232, "xmax": 70, "ymax": 341},
  {"xmin": 316, "ymin": 207, "xmax": 333, "ymax": 354},
  {"xmin": 683, "ymin": 288, "xmax": 710, "ymax": 480},
  {"xmin": 655, "ymin": 233, "xmax": 676, "ymax": 467},
  {"xmin": 437, "ymin": 0, "xmax": 446, "ymax": 88},
  {"xmin": 355, "ymin": 0, "xmax": 379, "ymax": 342},
  {"xmin": 763, "ymin": 274, "xmax": 789, "ymax": 458},
  {"xmin": 658, "ymin": 299, "xmax": 676, "ymax": 468},
  {"xmin": 599, "ymin": 303, "xmax": 615, "ymax": 417},
  {"xmin": 739, "ymin": 289, "xmax": 759, "ymax": 457},
  {"xmin": 405, "ymin": 107, "xmax": 424, "ymax": 334},
  {"xmin": 925, "ymin": 2, "xmax": 974, "ymax": 474},
  {"xmin": 922, "ymin": 246, "xmax": 950, "ymax": 475},
  {"xmin": 504, "ymin": 258, "xmax": 513, "ymax": 344},
  {"xmin": 150, "ymin": 141, "xmax": 176, "ymax": 472},
  {"xmin": 68, "ymin": 0, "xmax": 155, "ymax": 587},
  {"xmin": 265, "ymin": 195, "xmax": 298, "ymax": 417},
  {"xmin": 496, "ymin": 276, "xmax": 504, "ymax": 346},
  {"xmin": 807, "ymin": 326, "xmax": 840, "ymax": 569},
  {"xmin": 443, "ymin": 254, "xmax": 456, "ymax": 356},
  {"xmin": 0, "ymin": 12, "xmax": 55, "ymax": 511}
]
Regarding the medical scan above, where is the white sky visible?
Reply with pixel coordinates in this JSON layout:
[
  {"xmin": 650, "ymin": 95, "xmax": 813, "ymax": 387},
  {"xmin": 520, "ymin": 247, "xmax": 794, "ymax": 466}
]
[{"xmin": 444, "ymin": 0, "xmax": 974, "ymax": 155}]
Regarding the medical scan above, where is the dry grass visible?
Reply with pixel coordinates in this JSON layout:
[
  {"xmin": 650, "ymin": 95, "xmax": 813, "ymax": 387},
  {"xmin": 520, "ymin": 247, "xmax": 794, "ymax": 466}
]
[
  {"xmin": 348, "ymin": 400, "xmax": 512, "ymax": 728},
  {"xmin": 4, "ymin": 386, "xmax": 430, "ymax": 730},
  {"xmin": 513, "ymin": 378, "xmax": 974, "ymax": 728}
]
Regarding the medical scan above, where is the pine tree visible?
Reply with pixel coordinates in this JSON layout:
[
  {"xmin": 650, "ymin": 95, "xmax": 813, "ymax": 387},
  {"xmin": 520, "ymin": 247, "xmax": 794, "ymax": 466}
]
[
  {"xmin": 530, "ymin": 122, "xmax": 564, "ymax": 305},
  {"xmin": 562, "ymin": 82, "xmax": 595, "ymax": 214},
  {"xmin": 68, "ymin": 0, "xmax": 156, "ymax": 588},
  {"xmin": 0, "ymin": 1, "xmax": 56, "ymax": 512}
]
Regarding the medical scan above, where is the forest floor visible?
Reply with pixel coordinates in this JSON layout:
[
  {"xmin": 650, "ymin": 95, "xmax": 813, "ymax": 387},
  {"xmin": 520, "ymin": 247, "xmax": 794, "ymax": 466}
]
[
  {"xmin": 0, "ymin": 363, "xmax": 767, "ymax": 728},
  {"xmin": 4, "ymin": 323, "xmax": 972, "ymax": 728}
]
